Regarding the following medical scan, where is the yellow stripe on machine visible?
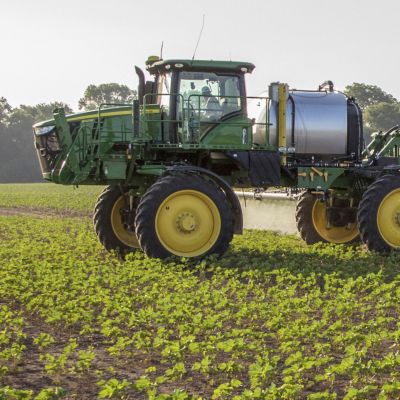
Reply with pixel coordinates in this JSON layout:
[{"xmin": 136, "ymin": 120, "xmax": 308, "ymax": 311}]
[
  {"xmin": 67, "ymin": 110, "xmax": 132, "ymax": 122},
  {"xmin": 67, "ymin": 108, "xmax": 160, "ymax": 122},
  {"xmin": 278, "ymin": 84, "xmax": 287, "ymax": 165}
]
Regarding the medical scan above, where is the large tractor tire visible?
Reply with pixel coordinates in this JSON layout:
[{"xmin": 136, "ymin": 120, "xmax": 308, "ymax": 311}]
[
  {"xmin": 358, "ymin": 175, "xmax": 400, "ymax": 252},
  {"xmin": 93, "ymin": 186, "xmax": 140, "ymax": 253},
  {"xmin": 296, "ymin": 191, "xmax": 359, "ymax": 245},
  {"xmin": 135, "ymin": 174, "xmax": 234, "ymax": 259}
]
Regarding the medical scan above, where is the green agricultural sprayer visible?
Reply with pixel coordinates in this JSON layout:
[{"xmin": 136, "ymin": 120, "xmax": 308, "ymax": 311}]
[{"xmin": 33, "ymin": 56, "xmax": 400, "ymax": 258}]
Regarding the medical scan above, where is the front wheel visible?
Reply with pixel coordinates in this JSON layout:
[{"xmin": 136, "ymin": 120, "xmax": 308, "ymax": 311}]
[
  {"xmin": 93, "ymin": 186, "xmax": 140, "ymax": 253},
  {"xmin": 358, "ymin": 175, "xmax": 400, "ymax": 252},
  {"xmin": 135, "ymin": 174, "xmax": 234, "ymax": 259}
]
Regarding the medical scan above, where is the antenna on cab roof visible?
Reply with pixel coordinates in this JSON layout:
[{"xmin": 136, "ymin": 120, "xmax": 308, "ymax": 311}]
[
  {"xmin": 160, "ymin": 41, "xmax": 164, "ymax": 60},
  {"xmin": 192, "ymin": 14, "xmax": 205, "ymax": 61}
]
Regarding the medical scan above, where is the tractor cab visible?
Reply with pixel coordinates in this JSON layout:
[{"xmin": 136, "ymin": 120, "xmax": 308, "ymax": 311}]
[{"xmin": 136, "ymin": 57, "xmax": 256, "ymax": 147}]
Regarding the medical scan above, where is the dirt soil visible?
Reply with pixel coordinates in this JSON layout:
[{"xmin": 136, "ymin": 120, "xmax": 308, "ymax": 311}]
[{"xmin": 0, "ymin": 207, "xmax": 91, "ymax": 219}]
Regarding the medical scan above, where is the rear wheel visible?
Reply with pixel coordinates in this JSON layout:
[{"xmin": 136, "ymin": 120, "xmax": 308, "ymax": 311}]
[
  {"xmin": 93, "ymin": 186, "xmax": 140, "ymax": 253},
  {"xmin": 296, "ymin": 191, "xmax": 359, "ymax": 244},
  {"xmin": 358, "ymin": 175, "xmax": 400, "ymax": 252},
  {"xmin": 135, "ymin": 174, "xmax": 233, "ymax": 259}
]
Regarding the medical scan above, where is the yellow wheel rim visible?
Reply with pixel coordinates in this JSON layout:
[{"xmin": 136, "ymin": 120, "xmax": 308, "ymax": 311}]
[
  {"xmin": 111, "ymin": 195, "xmax": 140, "ymax": 248},
  {"xmin": 377, "ymin": 188, "xmax": 400, "ymax": 248},
  {"xmin": 312, "ymin": 199, "xmax": 359, "ymax": 244},
  {"xmin": 155, "ymin": 190, "xmax": 221, "ymax": 257}
]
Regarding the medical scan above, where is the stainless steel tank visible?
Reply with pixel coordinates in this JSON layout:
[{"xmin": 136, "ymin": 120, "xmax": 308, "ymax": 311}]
[{"xmin": 253, "ymin": 84, "xmax": 349, "ymax": 155}]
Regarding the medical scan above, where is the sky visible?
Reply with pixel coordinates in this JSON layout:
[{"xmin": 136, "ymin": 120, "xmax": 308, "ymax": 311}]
[{"xmin": 1, "ymin": 0, "xmax": 399, "ymax": 111}]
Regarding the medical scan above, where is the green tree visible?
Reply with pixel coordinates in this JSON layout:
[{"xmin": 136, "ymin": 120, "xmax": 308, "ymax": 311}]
[
  {"xmin": 344, "ymin": 83, "xmax": 397, "ymax": 110},
  {"xmin": 78, "ymin": 83, "xmax": 136, "ymax": 110},
  {"xmin": 4, "ymin": 102, "xmax": 72, "ymax": 131},
  {"xmin": 0, "ymin": 97, "xmax": 12, "ymax": 128},
  {"xmin": 364, "ymin": 102, "xmax": 400, "ymax": 132},
  {"xmin": 18, "ymin": 102, "xmax": 73, "ymax": 123}
]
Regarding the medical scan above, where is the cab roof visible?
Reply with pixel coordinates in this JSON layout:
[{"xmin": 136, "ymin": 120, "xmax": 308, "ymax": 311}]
[{"xmin": 146, "ymin": 57, "xmax": 255, "ymax": 75}]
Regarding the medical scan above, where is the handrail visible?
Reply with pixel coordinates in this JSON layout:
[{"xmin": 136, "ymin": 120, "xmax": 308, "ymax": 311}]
[
  {"xmin": 143, "ymin": 93, "xmax": 185, "ymax": 142},
  {"xmin": 91, "ymin": 95, "xmax": 272, "ymax": 147},
  {"xmin": 140, "ymin": 93, "xmax": 271, "ymax": 144},
  {"xmin": 93, "ymin": 102, "xmax": 135, "ymax": 153}
]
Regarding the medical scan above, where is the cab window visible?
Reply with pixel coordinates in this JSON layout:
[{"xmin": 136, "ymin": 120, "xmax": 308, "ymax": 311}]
[
  {"xmin": 178, "ymin": 71, "xmax": 242, "ymax": 121},
  {"xmin": 156, "ymin": 72, "xmax": 172, "ymax": 113}
]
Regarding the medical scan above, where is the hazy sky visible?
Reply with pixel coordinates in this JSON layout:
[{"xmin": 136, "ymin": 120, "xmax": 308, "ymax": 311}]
[{"xmin": 1, "ymin": 0, "xmax": 399, "ymax": 110}]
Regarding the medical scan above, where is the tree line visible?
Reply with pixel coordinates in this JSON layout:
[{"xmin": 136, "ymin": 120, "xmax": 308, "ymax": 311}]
[
  {"xmin": 0, "ymin": 82, "xmax": 399, "ymax": 183},
  {"xmin": 343, "ymin": 83, "xmax": 400, "ymax": 136}
]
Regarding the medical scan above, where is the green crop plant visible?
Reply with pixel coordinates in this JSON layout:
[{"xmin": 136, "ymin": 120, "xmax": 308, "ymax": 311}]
[
  {"xmin": 0, "ymin": 306, "xmax": 26, "ymax": 377},
  {"xmin": 40, "ymin": 339, "xmax": 78, "ymax": 382},
  {"xmin": 0, "ymin": 387, "xmax": 66, "ymax": 400},
  {"xmin": 0, "ymin": 387, "xmax": 33, "ymax": 400},
  {"xmin": 72, "ymin": 346, "xmax": 96, "ymax": 374},
  {"xmin": 33, "ymin": 333, "xmax": 55, "ymax": 350},
  {"xmin": 97, "ymin": 378, "xmax": 132, "ymax": 399},
  {"xmin": 34, "ymin": 388, "xmax": 66, "ymax": 400}
]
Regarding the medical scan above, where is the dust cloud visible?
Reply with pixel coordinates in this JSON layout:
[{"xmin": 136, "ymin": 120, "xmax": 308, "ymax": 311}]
[{"xmin": 238, "ymin": 195, "xmax": 297, "ymax": 235}]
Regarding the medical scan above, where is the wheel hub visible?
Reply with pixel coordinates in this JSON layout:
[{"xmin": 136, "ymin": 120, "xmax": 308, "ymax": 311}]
[
  {"xmin": 176, "ymin": 212, "xmax": 197, "ymax": 233},
  {"xmin": 312, "ymin": 199, "xmax": 359, "ymax": 244},
  {"xmin": 120, "ymin": 208, "xmax": 135, "ymax": 233},
  {"xmin": 326, "ymin": 207, "xmax": 357, "ymax": 228},
  {"xmin": 395, "ymin": 213, "xmax": 400, "ymax": 227},
  {"xmin": 110, "ymin": 194, "xmax": 140, "ymax": 248}
]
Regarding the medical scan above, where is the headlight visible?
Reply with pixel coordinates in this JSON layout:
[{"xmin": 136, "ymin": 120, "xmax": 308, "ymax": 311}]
[{"xmin": 34, "ymin": 125, "xmax": 56, "ymax": 136}]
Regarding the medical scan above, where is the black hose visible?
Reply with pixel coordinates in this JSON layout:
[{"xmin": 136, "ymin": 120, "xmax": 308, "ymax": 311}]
[{"xmin": 318, "ymin": 80, "xmax": 334, "ymax": 92}]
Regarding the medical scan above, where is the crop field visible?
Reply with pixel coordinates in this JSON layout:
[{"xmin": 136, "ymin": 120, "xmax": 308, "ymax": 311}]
[
  {"xmin": 0, "ymin": 184, "xmax": 103, "ymax": 213},
  {"xmin": 0, "ymin": 184, "xmax": 400, "ymax": 399}
]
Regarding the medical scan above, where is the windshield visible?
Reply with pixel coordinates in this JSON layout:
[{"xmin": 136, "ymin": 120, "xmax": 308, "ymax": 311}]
[{"xmin": 178, "ymin": 71, "xmax": 242, "ymax": 121}]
